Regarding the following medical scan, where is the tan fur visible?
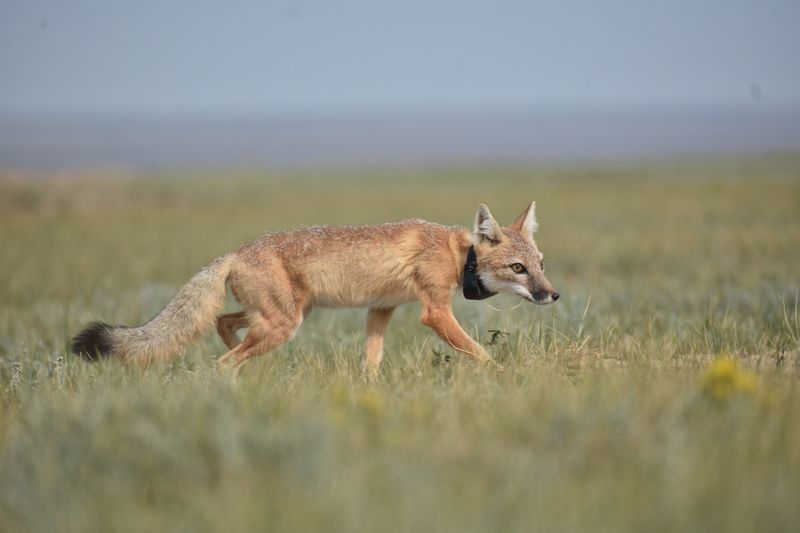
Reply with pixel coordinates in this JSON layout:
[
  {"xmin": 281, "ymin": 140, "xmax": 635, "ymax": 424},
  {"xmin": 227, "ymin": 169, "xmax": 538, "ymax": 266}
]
[{"xmin": 73, "ymin": 203, "xmax": 559, "ymax": 376}]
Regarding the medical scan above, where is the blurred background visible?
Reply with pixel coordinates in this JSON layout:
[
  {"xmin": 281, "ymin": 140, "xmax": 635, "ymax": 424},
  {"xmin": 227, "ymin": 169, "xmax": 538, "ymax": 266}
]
[
  {"xmin": 2, "ymin": 0, "xmax": 800, "ymax": 169},
  {"xmin": 3, "ymin": 4, "xmax": 800, "ymax": 533}
]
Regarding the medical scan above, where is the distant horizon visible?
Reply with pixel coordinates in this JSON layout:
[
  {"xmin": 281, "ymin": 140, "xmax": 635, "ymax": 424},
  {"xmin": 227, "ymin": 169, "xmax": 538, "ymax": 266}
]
[
  {"xmin": 2, "ymin": 103, "xmax": 800, "ymax": 121},
  {"xmin": 3, "ymin": 108, "xmax": 799, "ymax": 170}
]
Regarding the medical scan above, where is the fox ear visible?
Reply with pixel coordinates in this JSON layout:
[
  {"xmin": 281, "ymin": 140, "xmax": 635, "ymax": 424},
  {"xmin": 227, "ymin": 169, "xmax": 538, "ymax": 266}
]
[
  {"xmin": 508, "ymin": 201, "xmax": 538, "ymax": 240},
  {"xmin": 473, "ymin": 204, "xmax": 503, "ymax": 242}
]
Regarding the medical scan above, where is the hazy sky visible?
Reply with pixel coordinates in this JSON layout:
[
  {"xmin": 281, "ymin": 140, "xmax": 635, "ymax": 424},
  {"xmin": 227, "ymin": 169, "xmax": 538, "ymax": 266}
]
[{"xmin": 1, "ymin": 0, "xmax": 799, "ymax": 115}]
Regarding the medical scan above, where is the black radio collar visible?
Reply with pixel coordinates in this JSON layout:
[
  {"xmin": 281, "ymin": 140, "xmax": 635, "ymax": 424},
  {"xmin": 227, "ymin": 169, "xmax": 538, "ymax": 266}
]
[{"xmin": 463, "ymin": 245, "xmax": 497, "ymax": 300}]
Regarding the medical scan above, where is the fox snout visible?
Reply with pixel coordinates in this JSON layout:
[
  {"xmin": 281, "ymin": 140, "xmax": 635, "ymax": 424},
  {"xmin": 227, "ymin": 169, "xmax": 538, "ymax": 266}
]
[
  {"xmin": 529, "ymin": 273, "xmax": 559, "ymax": 304},
  {"xmin": 532, "ymin": 288, "xmax": 560, "ymax": 304}
]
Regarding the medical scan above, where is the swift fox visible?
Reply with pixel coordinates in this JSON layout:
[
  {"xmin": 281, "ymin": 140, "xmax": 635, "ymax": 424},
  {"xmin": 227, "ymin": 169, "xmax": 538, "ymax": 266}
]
[{"xmin": 72, "ymin": 202, "xmax": 559, "ymax": 375}]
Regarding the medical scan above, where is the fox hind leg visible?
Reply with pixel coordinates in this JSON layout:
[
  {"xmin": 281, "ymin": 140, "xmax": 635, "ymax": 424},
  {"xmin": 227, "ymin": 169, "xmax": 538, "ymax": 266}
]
[
  {"xmin": 228, "ymin": 310, "xmax": 305, "ymax": 380},
  {"xmin": 216, "ymin": 319, "xmax": 260, "ymax": 367},
  {"xmin": 219, "ymin": 262, "xmax": 309, "ymax": 379},
  {"xmin": 215, "ymin": 311, "xmax": 249, "ymax": 350}
]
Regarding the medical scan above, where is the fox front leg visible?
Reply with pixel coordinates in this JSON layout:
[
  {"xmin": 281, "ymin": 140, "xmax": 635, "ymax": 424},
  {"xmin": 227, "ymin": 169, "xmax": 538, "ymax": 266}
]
[
  {"xmin": 363, "ymin": 307, "xmax": 395, "ymax": 375},
  {"xmin": 420, "ymin": 305, "xmax": 491, "ymax": 363}
]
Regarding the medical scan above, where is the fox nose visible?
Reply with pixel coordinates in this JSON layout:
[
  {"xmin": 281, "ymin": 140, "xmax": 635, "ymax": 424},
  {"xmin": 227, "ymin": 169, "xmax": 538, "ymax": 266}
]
[{"xmin": 552, "ymin": 292, "xmax": 560, "ymax": 301}]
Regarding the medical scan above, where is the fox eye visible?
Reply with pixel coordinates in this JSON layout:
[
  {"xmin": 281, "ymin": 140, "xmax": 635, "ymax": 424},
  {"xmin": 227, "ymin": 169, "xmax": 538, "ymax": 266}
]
[
  {"xmin": 510, "ymin": 263, "xmax": 526, "ymax": 274},
  {"xmin": 540, "ymin": 260, "xmax": 545, "ymax": 272}
]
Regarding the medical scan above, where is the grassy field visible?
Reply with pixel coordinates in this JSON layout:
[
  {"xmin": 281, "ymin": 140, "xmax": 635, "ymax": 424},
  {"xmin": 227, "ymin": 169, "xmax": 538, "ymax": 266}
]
[{"xmin": 1, "ymin": 157, "xmax": 799, "ymax": 532}]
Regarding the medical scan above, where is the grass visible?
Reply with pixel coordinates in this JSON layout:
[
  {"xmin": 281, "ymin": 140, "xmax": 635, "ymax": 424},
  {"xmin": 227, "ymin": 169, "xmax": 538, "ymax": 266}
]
[{"xmin": 1, "ymin": 156, "xmax": 799, "ymax": 532}]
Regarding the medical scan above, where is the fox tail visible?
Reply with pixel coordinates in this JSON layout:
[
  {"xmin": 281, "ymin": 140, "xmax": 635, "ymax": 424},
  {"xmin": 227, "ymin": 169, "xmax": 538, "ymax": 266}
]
[{"xmin": 72, "ymin": 254, "xmax": 234, "ymax": 362}]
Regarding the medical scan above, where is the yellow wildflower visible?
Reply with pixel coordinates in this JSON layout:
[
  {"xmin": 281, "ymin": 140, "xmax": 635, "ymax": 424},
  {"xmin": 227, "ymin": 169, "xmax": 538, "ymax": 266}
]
[{"xmin": 700, "ymin": 355, "xmax": 757, "ymax": 401}]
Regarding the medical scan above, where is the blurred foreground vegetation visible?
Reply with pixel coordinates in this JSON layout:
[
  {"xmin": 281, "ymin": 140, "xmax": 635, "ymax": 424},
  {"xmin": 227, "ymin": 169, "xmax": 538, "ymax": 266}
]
[{"xmin": 1, "ymin": 156, "xmax": 799, "ymax": 532}]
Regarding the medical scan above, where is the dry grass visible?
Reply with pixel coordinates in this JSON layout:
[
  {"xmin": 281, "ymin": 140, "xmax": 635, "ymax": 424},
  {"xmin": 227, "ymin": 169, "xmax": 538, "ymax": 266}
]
[{"xmin": 1, "ymin": 156, "xmax": 799, "ymax": 532}]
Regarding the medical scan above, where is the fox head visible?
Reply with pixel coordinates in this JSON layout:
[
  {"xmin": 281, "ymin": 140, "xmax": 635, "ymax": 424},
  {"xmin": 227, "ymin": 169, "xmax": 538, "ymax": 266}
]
[{"xmin": 471, "ymin": 202, "xmax": 559, "ymax": 305}]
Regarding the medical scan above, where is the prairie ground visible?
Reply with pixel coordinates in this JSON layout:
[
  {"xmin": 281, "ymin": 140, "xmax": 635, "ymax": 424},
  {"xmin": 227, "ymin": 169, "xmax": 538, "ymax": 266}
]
[{"xmin": 1, "ymin": 157, "xmax": 799, "ymax": 533}]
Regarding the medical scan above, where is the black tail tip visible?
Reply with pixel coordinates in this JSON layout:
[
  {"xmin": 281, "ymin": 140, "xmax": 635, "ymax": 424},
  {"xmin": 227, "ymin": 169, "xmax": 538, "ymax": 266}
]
[{"xmin": 71, "ymin": 322, "xmax": 114, "ymax": 361}]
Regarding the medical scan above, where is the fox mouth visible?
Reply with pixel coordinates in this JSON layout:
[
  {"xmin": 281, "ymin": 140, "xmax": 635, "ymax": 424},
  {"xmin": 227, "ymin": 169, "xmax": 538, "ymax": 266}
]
[
  {"xmin": 508, "ymin": 287, "xmax": 556, "ymax": 305},
  {"xmin": 528, "ymin": 296, "xmax": 554, "ymax": 305}
]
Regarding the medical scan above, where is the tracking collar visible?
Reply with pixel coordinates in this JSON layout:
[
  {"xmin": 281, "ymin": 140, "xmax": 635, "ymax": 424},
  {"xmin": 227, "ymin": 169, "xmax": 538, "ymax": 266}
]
[{"xmin": 463, "ymin": 245, "xmax": 497, "ymax": 300}]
